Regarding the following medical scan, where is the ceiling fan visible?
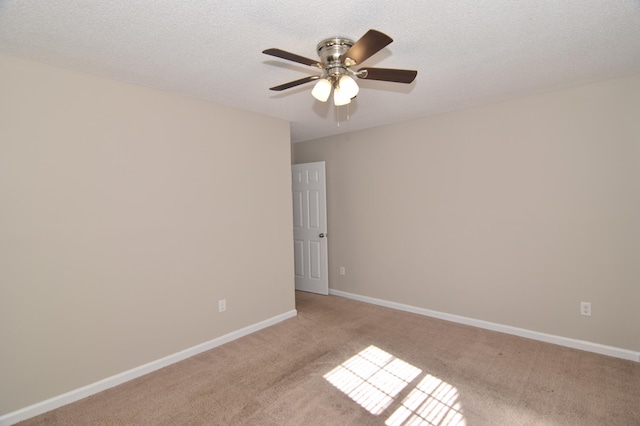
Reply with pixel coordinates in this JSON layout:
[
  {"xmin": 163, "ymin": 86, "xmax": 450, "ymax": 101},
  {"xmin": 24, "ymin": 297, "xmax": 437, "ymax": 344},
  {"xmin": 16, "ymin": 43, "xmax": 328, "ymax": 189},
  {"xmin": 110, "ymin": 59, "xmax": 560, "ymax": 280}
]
[{"xmin": 263, "ymin": 29, "xmax": 417, "ymax": 106}]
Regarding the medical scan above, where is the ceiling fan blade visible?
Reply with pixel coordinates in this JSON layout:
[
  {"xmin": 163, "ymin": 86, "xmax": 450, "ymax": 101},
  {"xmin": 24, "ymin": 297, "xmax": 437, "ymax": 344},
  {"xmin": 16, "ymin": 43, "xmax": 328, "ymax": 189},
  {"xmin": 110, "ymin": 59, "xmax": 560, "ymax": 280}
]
[
  {"xmin": 269, "ymin": 75, "xmax": 320, "ymax": 91},
  {"xmin": 342, "ymin": 29, "xmax": 393, "ymax": 66},
  {"xmin": 357, "ymin": 67, "xmax": 418, "ymax": 84},
  {"xmin": 263, "ymin": 48, "xmax": 322, "ymax": 68}
]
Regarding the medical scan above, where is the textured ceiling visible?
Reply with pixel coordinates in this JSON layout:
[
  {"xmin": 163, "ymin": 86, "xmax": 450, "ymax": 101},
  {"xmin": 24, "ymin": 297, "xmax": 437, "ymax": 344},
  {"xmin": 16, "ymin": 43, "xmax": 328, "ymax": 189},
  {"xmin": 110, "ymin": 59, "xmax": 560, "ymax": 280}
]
[{"xmin": 1, "ymin": 1, "xmax": 639, "ymax": 142}]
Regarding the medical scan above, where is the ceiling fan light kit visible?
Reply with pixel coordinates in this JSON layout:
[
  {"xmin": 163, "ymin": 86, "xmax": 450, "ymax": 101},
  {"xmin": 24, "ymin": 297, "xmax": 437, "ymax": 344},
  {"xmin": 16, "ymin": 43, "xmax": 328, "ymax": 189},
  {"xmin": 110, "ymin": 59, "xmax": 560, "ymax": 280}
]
[
  {"xmin": 333, "ymin": 85, "xmax": 351, "ymax": 106},
  {"xmin": 338, "ymin": 75, "xmax": 359, "ymax": 98},
  {"xmin": 311, "ymin": 78, "xmax": 332, "ymax": 102},
  {"xmin": 263, "ymin": 29, "xmax": 417, "ymax": 109}
]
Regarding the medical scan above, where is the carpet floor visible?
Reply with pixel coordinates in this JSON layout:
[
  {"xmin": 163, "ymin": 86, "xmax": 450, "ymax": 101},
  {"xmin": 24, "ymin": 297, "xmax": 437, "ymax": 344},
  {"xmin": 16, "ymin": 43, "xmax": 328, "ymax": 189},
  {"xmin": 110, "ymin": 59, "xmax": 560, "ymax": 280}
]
[{"xmin": 19, "ymin": 291, "xmax": 640, "ymax": 425}]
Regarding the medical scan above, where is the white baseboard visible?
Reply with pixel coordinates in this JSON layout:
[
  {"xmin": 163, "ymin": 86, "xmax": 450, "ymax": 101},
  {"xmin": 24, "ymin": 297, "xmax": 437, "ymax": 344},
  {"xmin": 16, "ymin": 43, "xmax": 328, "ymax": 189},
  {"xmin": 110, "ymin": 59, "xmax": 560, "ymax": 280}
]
[
  {"xmin": 330, "ymin": 289, "xmax": 640, "ymax": 363},
  {"xmin": 0, "ymin": 309, "xmax": 297, "ymax": 426}
]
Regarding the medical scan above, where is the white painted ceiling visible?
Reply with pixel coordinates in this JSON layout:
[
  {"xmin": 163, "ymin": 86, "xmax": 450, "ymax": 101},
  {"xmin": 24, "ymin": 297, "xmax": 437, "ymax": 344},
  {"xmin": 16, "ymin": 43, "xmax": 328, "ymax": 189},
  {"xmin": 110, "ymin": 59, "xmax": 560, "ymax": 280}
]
[{"xmin": 1, "ymin": 1, "xmax": 639, "ymax": 142}]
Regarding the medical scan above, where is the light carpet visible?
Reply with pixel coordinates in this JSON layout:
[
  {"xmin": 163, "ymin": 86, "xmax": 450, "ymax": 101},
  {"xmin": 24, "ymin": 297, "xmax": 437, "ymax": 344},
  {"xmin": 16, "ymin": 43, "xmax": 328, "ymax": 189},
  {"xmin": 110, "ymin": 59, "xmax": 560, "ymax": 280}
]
[{"xmin": 19, "ymin": 291, "xmax": 640, "ymax": 425}]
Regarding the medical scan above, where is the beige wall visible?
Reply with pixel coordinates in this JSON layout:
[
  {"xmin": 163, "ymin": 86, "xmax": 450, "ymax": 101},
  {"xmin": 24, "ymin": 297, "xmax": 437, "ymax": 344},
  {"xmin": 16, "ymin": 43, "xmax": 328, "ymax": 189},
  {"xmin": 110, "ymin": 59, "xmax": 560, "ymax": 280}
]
[
  {"xmin": 294, "ymin": 74, "xmax": 640, "ymax": 352},
  {"xmin": 0, "ymin": 54, "xmax": 294, "ymax": 415}
]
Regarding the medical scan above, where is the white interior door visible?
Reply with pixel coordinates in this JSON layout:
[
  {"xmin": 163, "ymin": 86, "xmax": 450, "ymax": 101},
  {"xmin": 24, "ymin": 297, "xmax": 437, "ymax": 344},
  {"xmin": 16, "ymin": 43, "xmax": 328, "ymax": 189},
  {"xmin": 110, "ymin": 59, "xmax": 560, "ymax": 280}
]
[{"xmin": 292, "ymin": 162, "xmax": 328, "ymax": 295}]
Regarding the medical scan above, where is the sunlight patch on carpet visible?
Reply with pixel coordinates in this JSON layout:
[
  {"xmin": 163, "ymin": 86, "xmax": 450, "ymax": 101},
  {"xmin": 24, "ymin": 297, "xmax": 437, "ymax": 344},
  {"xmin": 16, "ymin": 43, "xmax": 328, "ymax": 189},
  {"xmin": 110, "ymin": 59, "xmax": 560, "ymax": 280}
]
[
  {"xmin": 385, "ymin": 374, "xmax": 466, "ymax": 425},
  {"xmin": 324, "ymin": 345, "xmax": 422, "ymax": 415},
  {"xmin": 324, "ymin": 345, "xmax": 466, "ymax": 425}
]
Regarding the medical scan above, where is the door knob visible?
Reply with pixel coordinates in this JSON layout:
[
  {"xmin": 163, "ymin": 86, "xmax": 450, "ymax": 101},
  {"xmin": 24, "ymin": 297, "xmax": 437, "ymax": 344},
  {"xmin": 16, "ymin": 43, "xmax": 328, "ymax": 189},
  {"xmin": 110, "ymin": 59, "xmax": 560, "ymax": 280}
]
[{"xmin": 319, "ymin": 233, "xmax": 325, "ymax": 238}]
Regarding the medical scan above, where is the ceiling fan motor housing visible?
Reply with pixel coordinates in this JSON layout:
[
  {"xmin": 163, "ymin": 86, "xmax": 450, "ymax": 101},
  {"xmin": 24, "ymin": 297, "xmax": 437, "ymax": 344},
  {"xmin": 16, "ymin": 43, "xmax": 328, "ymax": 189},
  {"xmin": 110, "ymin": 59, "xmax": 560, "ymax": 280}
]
[{"xmin": 316, "ymin": 37, "xmax": 354, "ymax": 81}]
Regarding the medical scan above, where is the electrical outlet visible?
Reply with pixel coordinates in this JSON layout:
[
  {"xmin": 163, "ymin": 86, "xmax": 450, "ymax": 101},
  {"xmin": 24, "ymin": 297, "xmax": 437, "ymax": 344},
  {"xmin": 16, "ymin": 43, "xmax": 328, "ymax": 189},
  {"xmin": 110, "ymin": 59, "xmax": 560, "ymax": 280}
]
[
  {"xmin": 339, "ymin": 266, "xmax": 346, "ymax": 276},
  {"xmin": 218, "ymin": 299, "xmax": 226, "ymax": 313},
  {"xmin": 580, "ymin": 301, "xmax": 591, "ymax": 316}
]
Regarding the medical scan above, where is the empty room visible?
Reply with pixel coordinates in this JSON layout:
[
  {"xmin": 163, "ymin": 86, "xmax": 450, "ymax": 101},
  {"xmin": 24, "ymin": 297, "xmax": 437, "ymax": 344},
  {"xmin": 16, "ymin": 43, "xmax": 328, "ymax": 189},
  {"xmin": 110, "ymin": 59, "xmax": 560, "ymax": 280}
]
[{"xmin": 1, "ymin": 1, "xmax": 639, "ymax": 425}]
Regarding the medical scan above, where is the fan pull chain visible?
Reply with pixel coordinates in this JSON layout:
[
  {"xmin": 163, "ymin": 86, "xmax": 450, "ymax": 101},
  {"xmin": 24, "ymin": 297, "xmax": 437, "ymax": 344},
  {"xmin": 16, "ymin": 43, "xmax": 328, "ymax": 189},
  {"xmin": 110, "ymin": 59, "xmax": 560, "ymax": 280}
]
[{"xmin": 334, "ymin": 104, "xmax": 352, "ymax": 128}]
